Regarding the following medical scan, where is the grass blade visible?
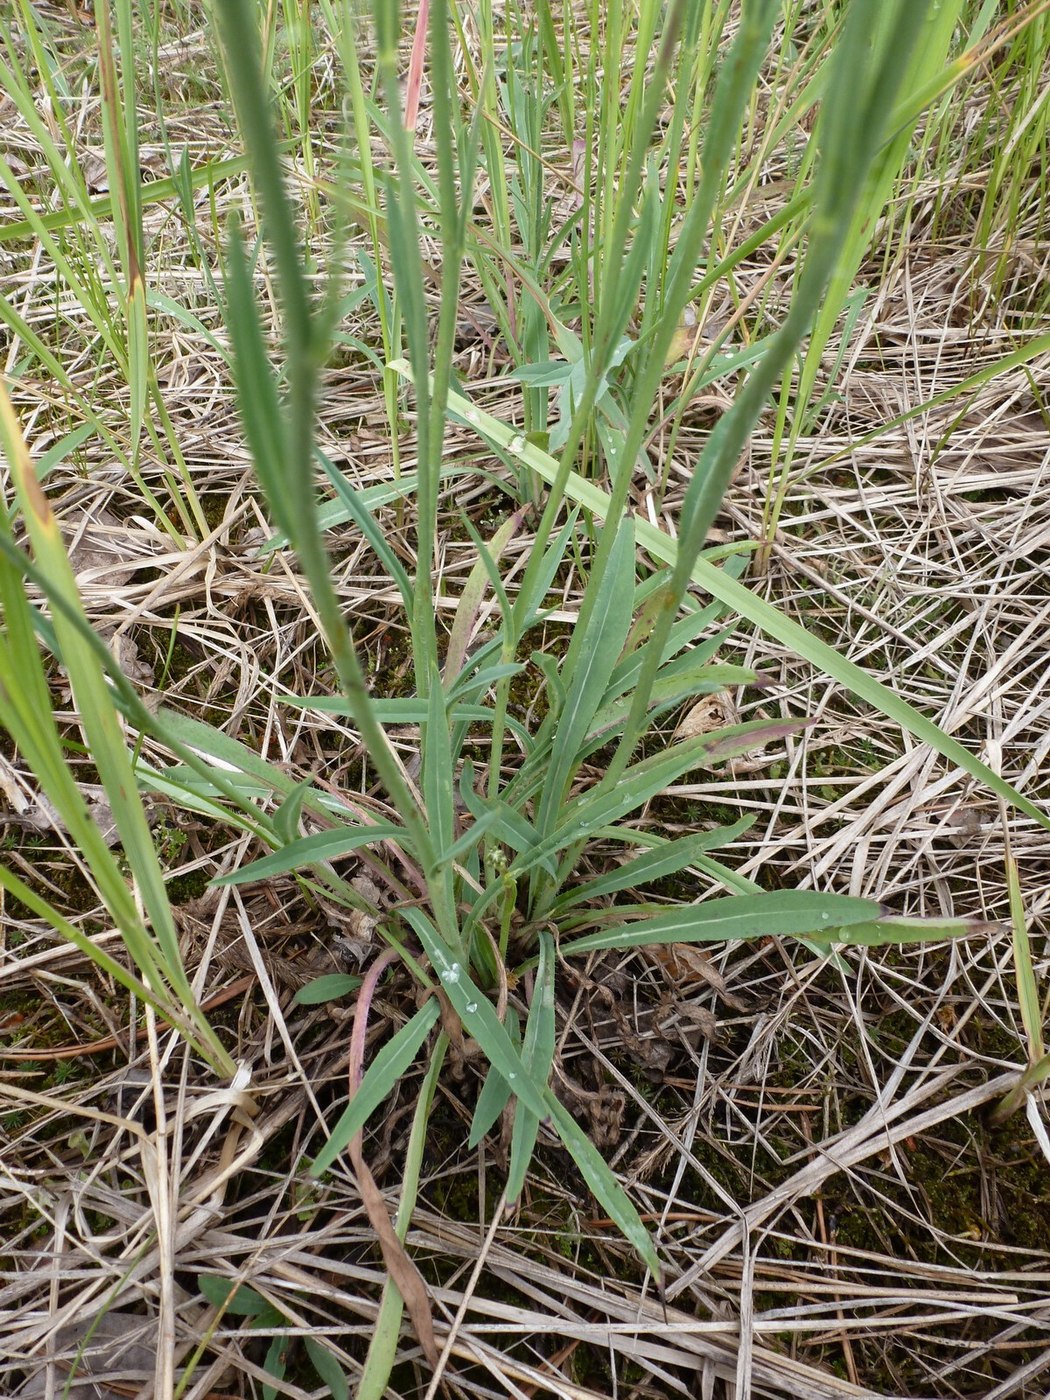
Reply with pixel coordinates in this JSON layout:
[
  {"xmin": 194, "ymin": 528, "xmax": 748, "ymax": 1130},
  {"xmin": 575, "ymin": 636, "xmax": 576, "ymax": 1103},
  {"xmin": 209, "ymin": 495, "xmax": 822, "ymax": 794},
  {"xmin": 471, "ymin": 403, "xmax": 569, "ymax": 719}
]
[
  {"xmin": 543, "ymin": 1090, "xmax": 660, "ymax": 1279},
  {"xmin": 309, "ymin": 999, "xmax": 442, "ymax": 1177},
  {"xmin": 468, "ymin": 1007, "xmax": 520, "ymax": 1149},
  {"xmin": 561, "ymin": 891, "xmax": 885, "ymax": 956},
  {"xmin": 0, "ymin": 383, "xmax": 233, "ymax": 1073},
  {"xmin": 403, "ymin": 908, "xmax": 551, "ymax": 1123},
  {"xmin": 399, "ymin": 365, "xmax": 1049, "ymax": 834},
  {"xmin": 506, "ymin": 931, "xmax": 556, "ymax": 1206},
  {"xmin": 536, "ymin": 517, "xmax": 636, "ymax": 833},
  {"xmin": 552, "ymin": 819, "xmax": 755, "ymax": 911},
  {"xmin": 213, "ymin": 822, "xmax": 406, "ymax": 887}
]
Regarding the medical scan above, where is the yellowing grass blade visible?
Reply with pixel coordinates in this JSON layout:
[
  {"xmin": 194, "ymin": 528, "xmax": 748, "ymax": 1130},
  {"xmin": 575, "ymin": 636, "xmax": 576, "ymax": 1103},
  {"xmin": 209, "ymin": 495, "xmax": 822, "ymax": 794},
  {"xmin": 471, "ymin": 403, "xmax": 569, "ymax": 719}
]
[{"xmin": 0, "ymin": 383, "xmax": 234, "ymax": 1075}]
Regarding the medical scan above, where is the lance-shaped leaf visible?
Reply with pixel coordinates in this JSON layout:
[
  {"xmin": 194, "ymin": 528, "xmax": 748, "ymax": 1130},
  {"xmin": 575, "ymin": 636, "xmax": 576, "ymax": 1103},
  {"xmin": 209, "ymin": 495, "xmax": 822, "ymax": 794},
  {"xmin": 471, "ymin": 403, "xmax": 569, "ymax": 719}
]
[
  {"xmin": 506, "ymin": 932, "xmax": 556, "ymax": 1206},
  {"xmin": 560, "ymin": 891, "xmax": 884, "ymax": 957}
]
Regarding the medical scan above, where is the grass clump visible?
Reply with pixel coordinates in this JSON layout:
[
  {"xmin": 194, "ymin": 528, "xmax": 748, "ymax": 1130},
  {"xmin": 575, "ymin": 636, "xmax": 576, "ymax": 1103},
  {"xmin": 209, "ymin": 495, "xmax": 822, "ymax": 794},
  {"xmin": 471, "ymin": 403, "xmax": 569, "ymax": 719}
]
[{"xmin": 2, "ymin": 2, "xmax": 1050, "ymax": 1397}]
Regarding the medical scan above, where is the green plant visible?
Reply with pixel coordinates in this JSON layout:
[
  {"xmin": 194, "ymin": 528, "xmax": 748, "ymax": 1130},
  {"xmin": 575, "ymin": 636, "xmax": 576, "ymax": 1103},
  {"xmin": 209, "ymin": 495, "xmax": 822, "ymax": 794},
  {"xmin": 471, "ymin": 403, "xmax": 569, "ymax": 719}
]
[
  {"xmin": 196, "ymin": 0, "xmax": 1049, "ymax": 1385},
  {"xmin": 2, "ymin": 2, "xmax": 1049, "ymax": 1394},
  {"xmin": 989, "ymin": 840, "xmax": 1050, "ymax": 1128},
  {"xmin": 196, "ymin": 1275, "xmax": 349, "ymax": 1400},
  {"xmin": 0, "ymin": 386, "xmax": 234, "ymax": 1075}
]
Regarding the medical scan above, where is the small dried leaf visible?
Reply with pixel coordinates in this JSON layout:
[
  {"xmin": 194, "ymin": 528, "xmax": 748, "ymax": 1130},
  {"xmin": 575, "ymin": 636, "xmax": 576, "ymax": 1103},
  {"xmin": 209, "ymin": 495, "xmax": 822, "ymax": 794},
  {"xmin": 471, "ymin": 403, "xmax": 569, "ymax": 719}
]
[
  {"xmin": 646, "ymin": 944, "xmax": 751, "ymax": 1011},
  {"xmin": 675, "ymin": 692, "xmax": 737, "ymax": 740},
  {"xmin": 656, "ymin": 1000, "xmax": 720, "ymax": 1044},
  {"xmin": 79, "ymin": 147, "xmax": 110, "ymax": 193},
  {"xmin": 350, "ymin": 1146, "xmax": 439, "ymax": 1367},
  {"xmin": 646, "ymin": 942, "xmax": 727, "ymax": 993}
]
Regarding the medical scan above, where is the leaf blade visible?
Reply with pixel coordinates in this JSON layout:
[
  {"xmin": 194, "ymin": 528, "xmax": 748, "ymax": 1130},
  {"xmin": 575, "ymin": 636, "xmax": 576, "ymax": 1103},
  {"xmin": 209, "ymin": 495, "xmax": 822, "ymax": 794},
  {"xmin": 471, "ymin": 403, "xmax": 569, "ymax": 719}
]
[
  {"xmin": 561, "ymin": 891, "xmax": 884, "ymax": 956},
  {"xmin": 310, "ymin": 1000, "xmax": 442, "ymax": 1177}
]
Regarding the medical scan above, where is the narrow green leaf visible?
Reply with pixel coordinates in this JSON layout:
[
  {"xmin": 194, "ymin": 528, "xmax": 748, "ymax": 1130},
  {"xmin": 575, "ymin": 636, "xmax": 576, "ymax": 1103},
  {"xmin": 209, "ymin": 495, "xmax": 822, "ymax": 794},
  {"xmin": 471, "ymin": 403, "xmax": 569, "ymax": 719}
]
[
  {"xmin": 262, "ymin": 1335, "xmax": 287, "ymax": 1400},
  {"xmin": 0, "ymin": 385, "xmax": 232, "ymax": 1072},
  {"xmin": 197, "ymin": 1276, "xmax": 269, "ymax": 1317},
  {"xmin": 538, "ymin": 517, "xmax": 635, "ymax": 829},
  {"xmin": 304, "ymin": 1336, "xmax": 349, "ymax": 1400},
  {"xmin": 272, "ymin": 778, "xmax": 314, "ymax": 846},
  {"xmin": 397, "ymin": 365, "xmax": 1048, "ymax": 834},
  {"xmin": 444, "ymin": 510, "xmax": 524, "ymax": 684},
  {"xmin": 543, "ymin": 1090, "xmax": 660, "ymax": 1278},
  {"xmin": 818, "ymin": 914, "xmax": 997, "ymax": 948},
  {"xmin": 317, "ymin": 448, "xmax": 413, "ymax": 610},
  {"xmin": 423, "ymin": 664, "xmax": 455, "ymax": 863},
  {"xmin": 507, "ymin": 931, "xmax": 556, "ymax": 1205},
  {"xmin": 586, "ymin": 661, "xmax": 758, "ymax": 749},
  {"xmin": 265, "ymin": 462, "xmax": 475, "ymax": 546},
  {"xmin": 561, "ymin": 891, "xmax": 884, "ymax": 956},
  {"xmin": 446, "ymin": 664, "xmax": 527, "ymax": 707},
  {"xmin": 1008, "ymin": 855, "xmax": 1044, "ymax": 1061},
  {"xmin": 0, "ymin": 865, "xmax": 206, "ymax": 1042},
  {"xmin": 310, "ymin": 1000, "xmax": 442, "ymax": 1177},
  {"xmin": 513, "ymin": 508, "xmax": 580, "ymax": 630},
  {"xmin": 34, "ymin": 423, "xmax": 95, "ymax": 482},
  {"xmin": 283, "ymin": 694, "xmax": 504, "ymax": 724},
  {"xmin": 0, "ymin": 150, "xmax": 254, "ymax": 245},
  {"xmin": 403, "ymin": 908, "xmax": 551, "ymax": 1123},
  {"xmin": 524, "ymin": 720, "xmax": 804, "ymax": 874},
  {"xmin": 468, "ymin": 1007, "xmax": 520, "ymax": 1149},
  {"xmin": 458, "ymin": 779, "xmax": 554, "ymax": 874},
  {"xmin": 610, "ymin": 610, "xmax": 734, "ymax": 700},
  {"xmin": 293, "ymin": 974, "xmax": 363, "ymax": 1006},
  {"xmin": 406, "ymin": 910, "xmax": 657, "ymax": 1272},
  {"xmin": 553, "ymin": 818, "xmax": 755, "ymax": 910},
  {"xmin": 213, "ymin": 821, "xmax": 405, "ymax": 886},
  {"xmin": 433, "ymin": 808, "xmax": 499, "ymax": 871},
  {"xmin": 222, "ymin": 218, "xmax": 292, "ymax": 539},
  {"xmin": 508, "ymin": 359, "xmax": 575, "ymax": 387}
]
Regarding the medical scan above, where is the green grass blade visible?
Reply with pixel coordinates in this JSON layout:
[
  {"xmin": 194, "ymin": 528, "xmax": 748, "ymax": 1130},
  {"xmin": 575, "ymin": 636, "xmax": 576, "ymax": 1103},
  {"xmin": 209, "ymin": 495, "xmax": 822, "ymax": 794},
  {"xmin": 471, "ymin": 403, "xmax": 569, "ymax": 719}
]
[
  {"xmin": 561, "ymin": 892, "xmax": 884, "ymax": 956},
  {"xmin": 303, "ymin": 1337, "xmax": 348, "ymax": 1400},
  {"xmin": 316, "ymin": 450, "xmax": 414, "ymax": 610},
  {"xmin": 468, "ymin": 1007, "xmax": 520, "ymax": 1149},
  {"xmin": 536, "ymin": 517, "xmax": 635, "ymax": 833},
  {"xmin": 403, "ymin": 908, "xmax": 551, "ymax": 1123},
  {"xmin": 272, "ymin": 778, "xmax": 313, "ymax": 846},
  {"xmin": 584, "ymin": 661, "xmax": 758, "ymax": 752},
  {"xmin": 423, "ymin": 665, "xmax": 456, "ymax": 867},
  {"xmin": 213, "ymin": 822, "xmax": 407, "ymax": 887},
  {"xmin": 407, "ymin": 917, "xmax": 657, "ymax": 1272},
  {"xmin": 506, "ymin": 931, "xmax": 556, "ymax": 1206},
  {"xmin": 537, "ymin": 720, "xmax": 805, "ymax": 867},
  {"xmin": 214, "ymin": 0, "xmax": 437, "ymax": 883},
  {"xmin": 0, "ymin": 384, "xmax": 233, "ymax": 1073},
  {"xmin": 1007, "ymin": 854, "xmax": 1044, "ymax": 1061},
  {"xmin": 811, "ymin": 915, "xmax": 993, "ymax": 949},
  {"xmin": 433, "ymin": 809, "xmax": 500, "ymax": 873},
  {"xmin": 309, "ymin": 999, "xmax": 442, "ymax": 1178},
  {"xmin": 0, "ymin": 865, "xmax": 197, "ymax": 1034},
  {"xmin": 552, "ymin": 819, "xmax": 755, "ymax": 911},
  {"xmin": 542, "ymin": 1090, "xmax": 660, "ymax": 1279},
  {"xmin": 400, "ymin": 366, "xmax": 1049, "ymax": 833},
  {"xmin": 444, "ymin": 511, "xmax": 523, "ymax": 684},
  {"xmin": 221, "ymin": 218, "xmax": 295, "ymax": 537},
  {"xmin": 0, "ymin": 146, "xmax": 253, "ymax": 247}
]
